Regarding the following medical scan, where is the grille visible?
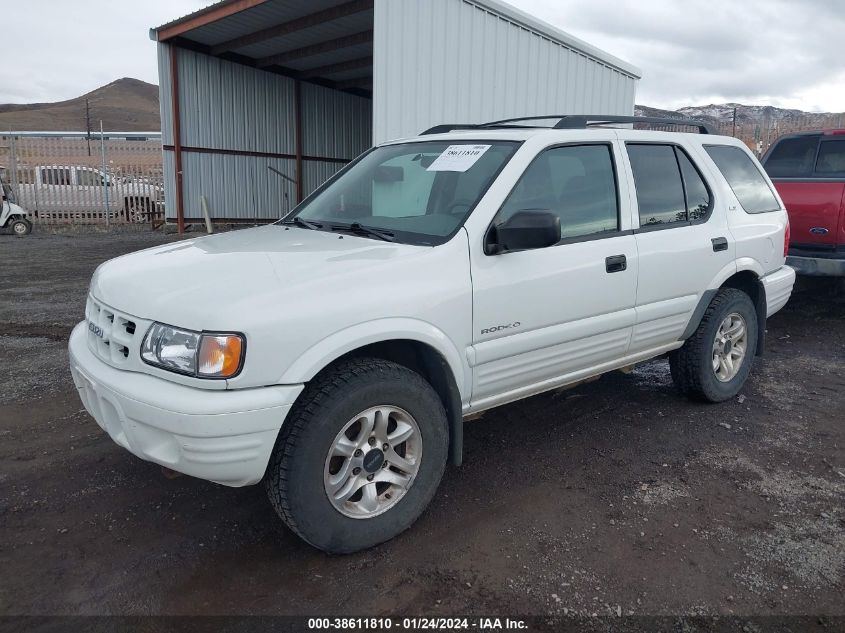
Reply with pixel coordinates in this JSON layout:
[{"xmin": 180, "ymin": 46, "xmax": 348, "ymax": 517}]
[{"xmin": 85, "ymin": 296, "xmax": 141, "ymax": 367}]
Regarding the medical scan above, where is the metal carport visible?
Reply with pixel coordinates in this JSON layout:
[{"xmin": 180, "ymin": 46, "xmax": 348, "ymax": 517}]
[{"xmin": 151, "ymin": 0, "xmax": 640, "ymax": 231}]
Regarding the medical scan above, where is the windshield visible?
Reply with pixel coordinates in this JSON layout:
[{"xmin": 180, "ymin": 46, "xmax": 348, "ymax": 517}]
[
  {"xmin": 286, "ymin": 141, "xmax": 520, "ymax": 245},
  {"xmin": 1, "ymin": 181, "xmax": 13, "ymax": 203}
]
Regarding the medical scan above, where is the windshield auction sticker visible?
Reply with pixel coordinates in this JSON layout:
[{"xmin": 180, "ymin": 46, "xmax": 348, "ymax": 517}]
[{"xmin": 426, "ymin": 144, "xmax": 491, "ymax": 172}]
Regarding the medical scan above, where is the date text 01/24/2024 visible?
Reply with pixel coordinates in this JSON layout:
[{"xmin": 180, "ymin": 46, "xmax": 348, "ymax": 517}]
[{"xmin": 307, "ymin": 617, "xmax": 528, "ymax": 630}]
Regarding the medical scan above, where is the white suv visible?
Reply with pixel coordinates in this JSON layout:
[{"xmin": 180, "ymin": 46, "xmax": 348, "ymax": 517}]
[{"xmin": 68, "ymin": 115, "xmax": 796, "ymax": 553}]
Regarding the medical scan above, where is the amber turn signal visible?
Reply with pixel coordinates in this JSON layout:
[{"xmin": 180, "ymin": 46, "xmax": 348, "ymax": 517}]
[{"xmin": 198, "ymin": 334, "xmax": 244, "ymax": 378}]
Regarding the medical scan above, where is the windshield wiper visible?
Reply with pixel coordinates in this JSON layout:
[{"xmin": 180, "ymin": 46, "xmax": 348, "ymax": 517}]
[
  {"xmin": 283, "ymin": 216, "xmax": 322, "ymax": 230},
  {"xmin": 330, "ymin": 222, "xmax": 395, "ymax": 243}
]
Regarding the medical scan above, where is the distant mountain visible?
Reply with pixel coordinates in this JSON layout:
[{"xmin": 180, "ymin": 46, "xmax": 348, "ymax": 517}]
[
  {"xmin": 635, "ymin": 103, "xmax": 844, "ymax": 150},
  {"xmin": 640, "ymin": 103, "xmax": 844, "ymax": 129},
  {"xmin": 0, "ymin": 78, "xmax": 160, "ymax": 132}
]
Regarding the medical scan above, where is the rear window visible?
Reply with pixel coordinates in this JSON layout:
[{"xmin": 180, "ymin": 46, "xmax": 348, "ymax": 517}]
[
  {"xmin": 815, "ymin": 140, "xmax": 845, "ymax": 176},
  {"xmin": 705, "ymin": 145, "xmax": 780, "ymax": 214},
  {"xmin": 763, "ymin": 135, "xmax": 819, "ymax": 178}
]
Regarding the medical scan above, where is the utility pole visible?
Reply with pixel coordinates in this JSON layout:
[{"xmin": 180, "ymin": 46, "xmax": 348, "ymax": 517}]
[
  {"xmin": 100, "ymin": 120, "xmax": 109, "ymax": 227},
  {"xmin": 732, "ymin": 106, "xmax": 737, "ymax": 137},
  {"xmin": 85, "ymin": 99, "xmax": 92, "ymax": 156}
]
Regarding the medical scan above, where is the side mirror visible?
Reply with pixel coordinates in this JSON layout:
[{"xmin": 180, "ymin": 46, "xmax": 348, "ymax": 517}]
[{"xmin": 486, "ymin": 210, "xmax": 561, "ymax": 254}]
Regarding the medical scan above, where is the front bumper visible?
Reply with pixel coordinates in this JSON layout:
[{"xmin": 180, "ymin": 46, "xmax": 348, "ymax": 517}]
[
  {"xmin": 786, "ymin": 255, "xmax": 845, "ymax": 277},
  {"xmin": 68, "ymin": 322, "xmax": 303, "ymax": 486}
]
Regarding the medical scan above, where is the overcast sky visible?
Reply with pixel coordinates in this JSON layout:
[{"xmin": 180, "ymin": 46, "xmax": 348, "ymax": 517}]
[{"xmin": 1, "ymin": 0, "xmax": 843, "ymax": 112}]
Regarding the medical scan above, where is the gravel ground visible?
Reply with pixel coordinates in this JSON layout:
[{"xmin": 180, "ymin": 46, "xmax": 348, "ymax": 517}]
[{"xmin": 0, "ymin": 229, "xmax": 843, "ymax": 623}]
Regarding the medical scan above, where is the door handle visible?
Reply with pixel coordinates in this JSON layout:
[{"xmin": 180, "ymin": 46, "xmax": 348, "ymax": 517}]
[
  {"xmin": 605, "ymin": 254, "xmax": 627, "ymax": 273},
  {"xmin": 712, "ymin": 237, "xmax": 728, "ymax": 252}
]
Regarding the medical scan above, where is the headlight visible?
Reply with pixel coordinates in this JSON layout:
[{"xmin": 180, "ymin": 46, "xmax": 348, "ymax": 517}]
[{"xmin": 141, "ymin": 323, "xmax": 244, "ymax": 378}]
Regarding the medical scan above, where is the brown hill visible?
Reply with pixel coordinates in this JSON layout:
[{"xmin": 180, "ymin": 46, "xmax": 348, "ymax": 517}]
[{"xmin": 0, "ymin": 78, "xmax": 160, "ymax": 132}]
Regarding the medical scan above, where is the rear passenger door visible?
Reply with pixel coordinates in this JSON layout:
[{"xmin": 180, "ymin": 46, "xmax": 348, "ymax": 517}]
[{"xmin": 618, "ymin": 139, "xmax": 732, "ymax": 354}]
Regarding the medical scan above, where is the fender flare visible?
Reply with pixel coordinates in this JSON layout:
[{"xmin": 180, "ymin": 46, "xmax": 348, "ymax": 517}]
[
  {"xmin": 681, "ymin": 258, "xmax": 767, "ymax": 355},
  {"xmin": 278, "ymin": 319, "xmax": 468, "ymax": 466},
  {"xmin": 278, "ymin": 318, "xmax": 467, "ymax": 391}
]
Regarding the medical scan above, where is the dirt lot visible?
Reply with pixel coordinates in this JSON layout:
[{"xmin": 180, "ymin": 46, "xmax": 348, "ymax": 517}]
[{"xmin": 1, "ymin": 229, "xmax": 843, "ymax": 622}]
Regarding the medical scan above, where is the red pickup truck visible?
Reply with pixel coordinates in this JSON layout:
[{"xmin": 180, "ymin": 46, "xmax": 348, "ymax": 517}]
[{"xmin": 762, "ymin": 130, "xmax": 845, "ymax": 276}]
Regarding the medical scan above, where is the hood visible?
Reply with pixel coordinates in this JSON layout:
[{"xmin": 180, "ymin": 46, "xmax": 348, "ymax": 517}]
[
  {"xmin": 5, "ymin": 202, "xmax": 26, "ymax": 216},
  {"xmin": 90, "ymin": 225, "xmax": 427, "ymax": 329}
]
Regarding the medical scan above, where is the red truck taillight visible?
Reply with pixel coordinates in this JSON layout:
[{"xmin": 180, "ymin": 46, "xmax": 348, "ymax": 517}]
[{"xmin": 784, "ymin": 219, "xmax": 790, "ymax": 257}]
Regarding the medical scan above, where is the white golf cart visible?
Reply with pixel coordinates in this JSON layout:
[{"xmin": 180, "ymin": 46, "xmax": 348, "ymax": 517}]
[{"xmin": 1, "ymin": 174, "xmax": 32, "ymax": 236}]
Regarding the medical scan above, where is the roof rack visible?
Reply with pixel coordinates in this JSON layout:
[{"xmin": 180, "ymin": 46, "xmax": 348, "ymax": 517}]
[{"xmin": 421, "ymin": 114, "xmax": 717, "ymax": 136}]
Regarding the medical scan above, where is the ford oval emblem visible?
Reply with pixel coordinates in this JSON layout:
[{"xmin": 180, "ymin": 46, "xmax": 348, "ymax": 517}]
[
  {"xmin": 88, "ymin": 321, "xmax": 104, "ymax": 338},
  {"xmin": 810, "ymin": 227, "xmax": 829, "ymax": 235}
]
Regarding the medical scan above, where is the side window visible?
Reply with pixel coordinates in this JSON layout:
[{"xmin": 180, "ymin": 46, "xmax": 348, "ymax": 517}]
[
  {"xmin": 705, "ymin": 145, "xmax": 780, "ymax": 214},
  {"xmin": 676, "ymin": 150, "xmax": 712, "ymax": 221},
  {"xmin": 76, "ymin": 169, "xmax": 103, "ymax": 187},
  {"xmin": 815, "ymin": 140, "xmax": 845, "ymax": 176},
  {"xmin": 627, "ymin": 144, "xmax": 687, "ymax": 226},
  {"xmin": 41, "ymin": 168, "xmax": 72, "ymax": 185},
  {"xmin": 763, "ymin": 135, "xmax": 820, "ymax": 178},
  {"xmin": 499, "ymin": 144, "xmax": 618, "ymax": 240}
]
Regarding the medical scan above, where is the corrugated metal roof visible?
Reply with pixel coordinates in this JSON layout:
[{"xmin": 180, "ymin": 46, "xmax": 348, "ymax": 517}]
[
  {"xmin": 282, "ymin": 44, "xmax": 373, "ymax": 72},
  {"xmin": 153, "ymin": 0, "xmax": 374, "ymax": 89},
  {"xmin": 169, "ymin": 0, "xmax": 343, "ymax": 47},
  {"xmin": 151, "ymin": 0, "xmax": 639, "ymax": 87},
  {"xmin": 233, "ymin": 11, "xmax": 373, "ymax": 58},
  {"xmin": 152, "ymin": 0, "xmax": 243, "ymax": 35}
]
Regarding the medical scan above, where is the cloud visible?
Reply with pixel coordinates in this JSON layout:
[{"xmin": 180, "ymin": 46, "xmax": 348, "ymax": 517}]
[
  {"xmin": 0, "ymin": 0, "xmax": 208, "ymax": 103},
  {"xmin": 2, "ymin": 0, "xmax": 843, "ymax": 113},
  {"xmin": 507, "ymin": 0, "xmax": 845, "ymax": 111}
]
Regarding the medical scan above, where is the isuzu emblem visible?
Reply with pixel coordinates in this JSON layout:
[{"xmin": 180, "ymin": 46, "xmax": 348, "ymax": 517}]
[{"xmin": 88, "ymin": 321, "xmax": 104, "ymax": 338}]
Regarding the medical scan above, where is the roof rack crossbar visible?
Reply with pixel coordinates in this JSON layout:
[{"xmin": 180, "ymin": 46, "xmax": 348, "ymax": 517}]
[
  {"xmin": 479, "ymin": 115, "xmax": 572, "ymax": 127},
  {"xmin": 553, "ymin": 115, "xmax": 716, "ymax": 134},
  {"xmin": 420, "ymin": 124, "xmax": 479, "ymax": 135},
  {"xmin": 420, "ymin": 114, "xmax": 717, "ymax": 136}
]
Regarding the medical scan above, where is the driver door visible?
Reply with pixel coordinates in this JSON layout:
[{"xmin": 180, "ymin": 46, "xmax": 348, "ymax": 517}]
[{"xmin": 468, "ymin": 141, "xmax": 638, "ymax": 409}]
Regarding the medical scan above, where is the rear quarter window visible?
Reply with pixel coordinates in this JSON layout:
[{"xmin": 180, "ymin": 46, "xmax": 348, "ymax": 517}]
[{"xmin": 705, "ymin": 145, "xmax": 780, "ymax": 214}]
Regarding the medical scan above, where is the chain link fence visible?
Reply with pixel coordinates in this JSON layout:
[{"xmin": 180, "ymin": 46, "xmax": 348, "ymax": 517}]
[
  {"xmin": 635, "ymin": 112, "xmax": 845, "ymax": 156},
  {"xmin": 711, "ymin": 113, "xmax": 845, "ymax": 156},
  {"xmin": 1, "ymin": 132, "xmax": 164, "ymax": 226},
  {"xmin": 2, "ymin": 113, "xmax": 843, "ymax": 227}
]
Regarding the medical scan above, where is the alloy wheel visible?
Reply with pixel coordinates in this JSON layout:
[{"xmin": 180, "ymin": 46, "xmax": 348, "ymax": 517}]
[
  {"xmin": 712, "ymin": 312, "xmax": 748, "ymax": 382},
  {"xmin": 323, "ymin": 405, "xmax": 422, "ymax": 519}
]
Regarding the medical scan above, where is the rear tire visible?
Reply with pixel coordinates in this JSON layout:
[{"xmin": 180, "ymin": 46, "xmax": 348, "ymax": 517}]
[
  {"xmin": 264, "ymin": 358, "xmax": 449, "ymax": 554},
  {"xmin": 670, "ymin": 288, "xmax": 758, "ymax": 403},
  {"xmin": 123, "ymin": 197, "xmax": 151, "ymax": 223}
]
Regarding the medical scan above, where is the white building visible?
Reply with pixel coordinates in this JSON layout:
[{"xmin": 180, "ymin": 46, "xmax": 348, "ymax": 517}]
[{"xmin": 151, "ymin": 0, "xmax": 640, "ymax": 229}]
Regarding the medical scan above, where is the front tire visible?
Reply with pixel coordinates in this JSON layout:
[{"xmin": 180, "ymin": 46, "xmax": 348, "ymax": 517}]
[
  {"xmin": 265, "ymin": 358, "xmax": 449, "ymax": 554},
  {"xmin": 670, "ymin": 288, "xmax": 758, "ymax": 403},
  {"xmin": 11, "ymin": 219, "xmax": 32, "ymax": 236}
]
